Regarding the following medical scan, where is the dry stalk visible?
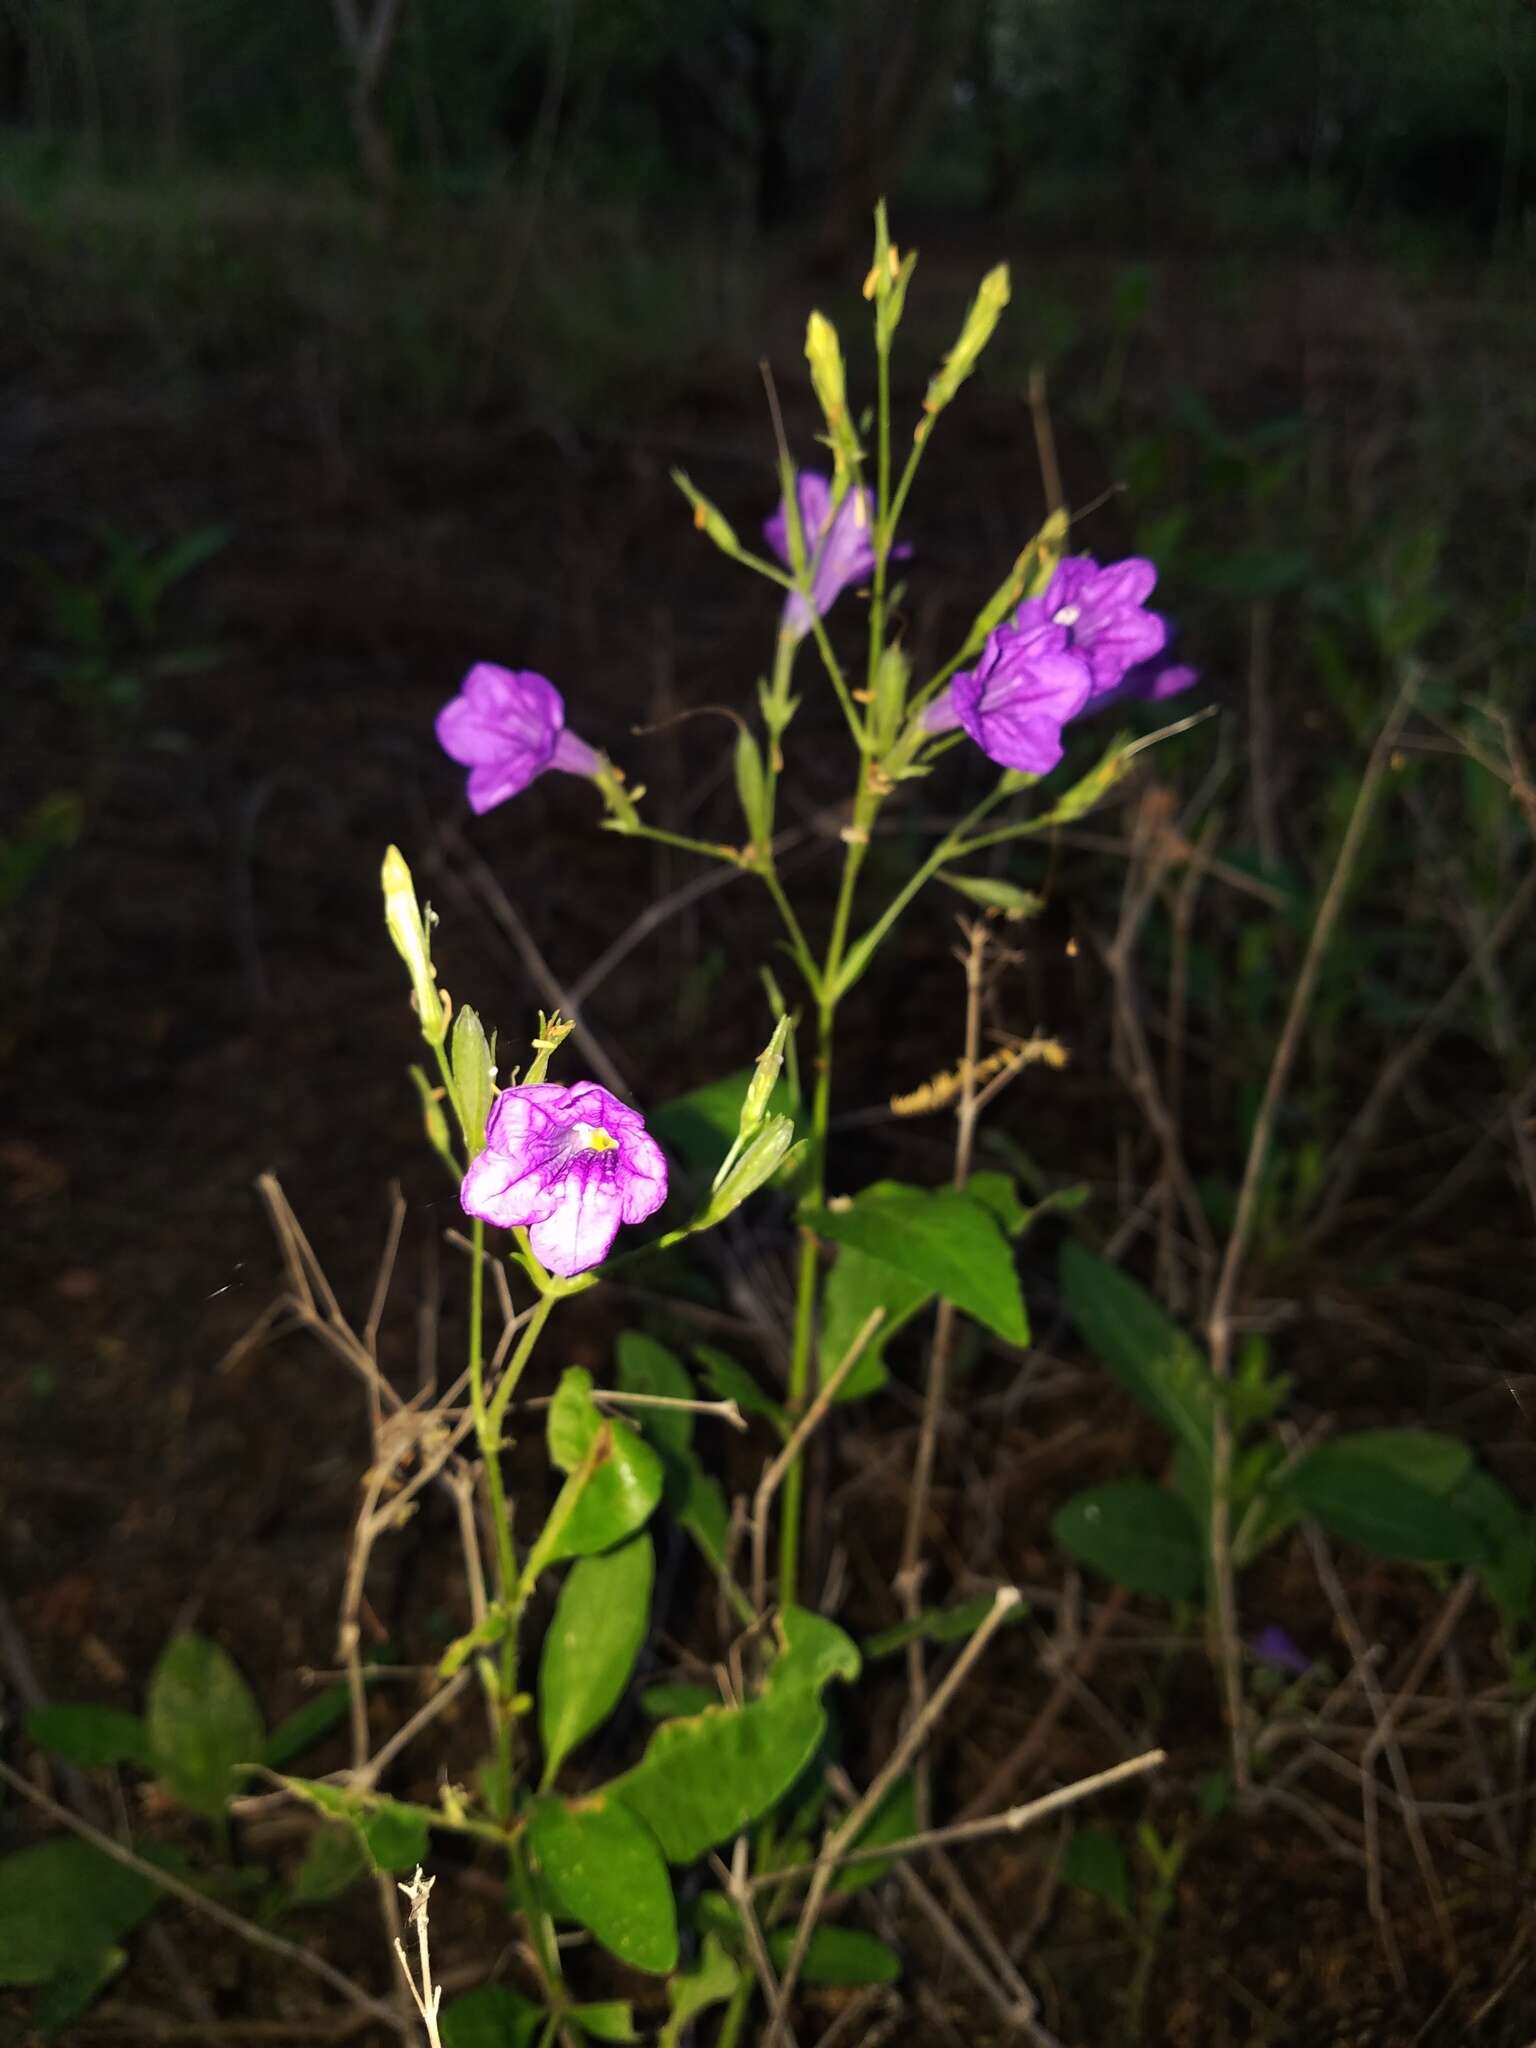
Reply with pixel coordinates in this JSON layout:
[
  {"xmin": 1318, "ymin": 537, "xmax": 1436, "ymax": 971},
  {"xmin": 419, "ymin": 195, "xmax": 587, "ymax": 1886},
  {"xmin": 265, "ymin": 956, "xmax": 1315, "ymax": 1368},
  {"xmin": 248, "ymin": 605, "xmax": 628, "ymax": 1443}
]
[
  {"xmin": 897, "ymin": 919, "xmax": 989, "ymax": 1828},
  {"xmin": 0, "ymin": 1759, "xmax": 403, "ymax": 2033},
  {"xmin": 1206, "ymin": 676, "xmax": 1415, "ymax": 1789},
  {"xmin": 751, "ymin": 1308, "xmax": 885, "ymax": 1612},
  {"xmin": 764, "ymin": 1588, "xmax": 1022, "ymax": 2046},
  {"xmin": 392, "ymin": 1867, "xmax": 444, "ymax": 2047}
]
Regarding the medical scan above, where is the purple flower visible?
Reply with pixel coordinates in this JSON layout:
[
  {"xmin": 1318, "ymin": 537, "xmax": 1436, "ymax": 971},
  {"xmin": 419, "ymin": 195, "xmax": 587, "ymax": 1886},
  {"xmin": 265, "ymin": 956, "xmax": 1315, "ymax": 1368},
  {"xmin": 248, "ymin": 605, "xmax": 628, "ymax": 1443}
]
[
  {"xmin": 460, "ymin": 1081, "xmax": 668, "ymax": 1278},
  {"xmin": 1098, "ymin": 650, "xmax": 1200, "ymax": 709},
  {"xmin": 1015, "ymin": 555, "xmax": 1168, "ymax": 698},
  {"xmin": 765, "ymin": 472, "xmax": 877, "ymax": 641},
  {"xmin": 1249, "ymin": 1625, "xmax": 1310, "ymax": 1677},
  {"xmin": 436, "ymin": 664, "xmax": 600, "ymax": 815},
  {"xmin": 923, "ymin": 619, "xmax": 1093, "ymax": 776}
]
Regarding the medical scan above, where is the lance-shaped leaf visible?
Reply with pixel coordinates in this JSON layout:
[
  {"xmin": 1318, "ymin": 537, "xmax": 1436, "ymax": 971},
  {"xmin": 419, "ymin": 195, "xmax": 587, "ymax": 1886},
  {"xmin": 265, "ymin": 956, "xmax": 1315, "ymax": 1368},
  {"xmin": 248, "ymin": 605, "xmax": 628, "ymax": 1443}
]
[
  {"xmin": 1287, "ymin": 1445, "xmax": 1490, "ymax": 1564},
  {"xmin": 26, "ymin": 1705, "xmax": 153, "ymax": 1772},
  {"xmin": 805, "ymin": 1181, "xmax": 1027, "ymax": 1347},
  {"xmin": 440, "ymin": 1985, "xmax": 544, "ymax": 2048},
  {"xmin": 1059, "ymin": 1243, "xmax": 1214, "ymax": 1472},
  {"xmin": 527, "ymin": 1793, "xmax": 678, "ymax": 1975},
  {"xmin": 818, "ymin": 1241, "xmax": 930, "ymax": 1402},
  {"xmin": 539, "ymin": 1534, "xmax": 654, "ymax": 1787}
]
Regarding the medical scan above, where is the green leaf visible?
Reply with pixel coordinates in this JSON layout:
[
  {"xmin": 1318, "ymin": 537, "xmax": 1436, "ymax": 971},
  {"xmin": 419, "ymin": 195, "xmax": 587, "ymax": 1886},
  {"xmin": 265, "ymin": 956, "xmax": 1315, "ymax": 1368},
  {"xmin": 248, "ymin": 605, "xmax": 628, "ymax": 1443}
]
[
  {"xmin": 277, "ymin": 1778, "xmax": 433, "ymax": 1874},
  {"xmin": 0, "ymin": 1840, "xmax": 159, "ymax": 1986},
  {"xmin": 1062, "ymin": 1825, "xmax": 1131, "ymax": 1914},
  {"xmin": 539, "ymin": 1535, "xmax": 654, "ymax": 1786},
  {"xmin": 613, "ymin": 1610, "xmax": 858, "ymax": 1863},
  {"xmin": 146, "ymin": 1633, "xmax": 265, "ymax": 1821},
  {"xmin": 861, "ymin": 1591, "xmax": 1027, "ymax": 1660},
  {"xmin": 1288, "ymin": 1446, "xmax": 1490, "ymax": 1564},
  {"xmin": 938, "ymin": 873, "xmax": 1046, "ymax": 919},
  {"xmin": 1058, "ymin": 1244, "xmax": 1213, "ymax": 1470},
  {"xmin": 766, "ymin": 1924, "xmax": 901, "ymax": 1985},
  {"xmin": 572, "ymin": 2002, "xmax": 638, "ymax": 2042},
  {"xmin": 260, "ymin": 1683, "xmax": 353, "ymax": 1768},
  {"xmin": 692, "ymin": 1344, "xmax": 787, "ymax": 1430},
  {"xmin": 615, "ymin": 1332, "xmax": 696, "ymax": 1455},
  {"xmin": 831, "ymin": 1775, "xmax": 917, "ymax": 1893},
  {"xmin": 528, "ymin": 1369, "xmax": 663, "ymax": 1579},
  {"xmin": 966, "ymin": 1171, "xmax": 1030, "ymax": 1236},
  {"xmin": 640, "ymin": 1682, "xmax": 718, "ymax": 1719},
  {"xmin": 32, "ymin": 1946, "xmax": 126, "ymax": 2035},
  {"xmin": 439, "ymin": 1984, "xmax": 544, "ymax": 2048},
  {"xmin": 25, "ymin": 1705, "xmax": 152, "ymax": 1772},
  {"xmin": 660, "ymin": 1932, "xmax": 740, "ymax": 2048},
  {"xmin": 614, "ymin": 1345, "xmax": 735, "ymax": 1582},
  {"xmin": 1052, "ymin": 1481, "xmax": 1205, "ymax": 1600},
  {"xmin": 287, "ymin": 1824, "xmax": 368, "ymax": 1909},
  {"xmin": 527, "ymin": 1794, "xmax": 678, "ymax": 1975},
  {"xmin": 806, "ymin": 1182, "xmax": 1028, "ymax": 1347},
  {"xmin": 819, "ymin": 1242, "xmax": 929, "ymax": 1401},
  {"xmin": 1321, "ymin": 1430, "xmax": 1472, "ymax": 1495}
]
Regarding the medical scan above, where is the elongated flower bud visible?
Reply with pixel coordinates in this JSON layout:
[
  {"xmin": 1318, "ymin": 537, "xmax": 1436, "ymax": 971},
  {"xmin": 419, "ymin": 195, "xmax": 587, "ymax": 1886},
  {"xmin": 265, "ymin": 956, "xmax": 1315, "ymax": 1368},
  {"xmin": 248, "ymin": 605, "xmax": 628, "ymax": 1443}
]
[{"xmin": 382, "ymin": 845, "xmax": 447, "ymax": 1046}]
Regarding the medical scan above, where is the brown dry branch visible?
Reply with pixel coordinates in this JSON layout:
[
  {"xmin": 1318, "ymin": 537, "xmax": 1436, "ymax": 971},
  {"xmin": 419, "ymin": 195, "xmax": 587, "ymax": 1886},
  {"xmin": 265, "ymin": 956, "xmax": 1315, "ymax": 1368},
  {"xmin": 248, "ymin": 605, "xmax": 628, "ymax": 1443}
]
[
  {"xmin": 764, "ymin": 1588, "xmax": 1023, "ymax": 2045},
  {"xmin": 897, "ymin": 919, "xmax": 989, "ymax": 1831},
  {"xmin": 0, "ymin": 1758, "xmax": 404, "ymax": 2033},
  {"xmin": 751, "ymin": 1308, "xmax": 885, "ymax": 1612},
  {"xmin": 1206, "ymin": 675, "xmax": 1416, "ymax": 1791},
  {"xmin": 392, "ymin": 1867, "xmax": 445, "ymax": 2048}
]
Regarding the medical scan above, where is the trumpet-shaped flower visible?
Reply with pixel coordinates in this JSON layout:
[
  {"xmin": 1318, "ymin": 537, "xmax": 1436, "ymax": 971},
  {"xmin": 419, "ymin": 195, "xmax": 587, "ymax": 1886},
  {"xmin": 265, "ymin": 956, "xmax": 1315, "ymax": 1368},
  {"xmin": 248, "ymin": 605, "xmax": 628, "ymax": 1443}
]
[
  {"xmin": 1015, "ymin": 555, "xmax": 1168, "ymax": 697},
  {"xmin": 765, "ymin": 472, "xmax": 878, "ymax": 641},
  {"xmin": 923, "ymin": 620, "xmax": 1093, "ymax": 776},
  {"xmin": 460, "ymin": 1081, "xmax": 668, "ymax": 1277},
  {"xmin": 436, "ymin": 664, "xmax": 599, "ymax": 815}
]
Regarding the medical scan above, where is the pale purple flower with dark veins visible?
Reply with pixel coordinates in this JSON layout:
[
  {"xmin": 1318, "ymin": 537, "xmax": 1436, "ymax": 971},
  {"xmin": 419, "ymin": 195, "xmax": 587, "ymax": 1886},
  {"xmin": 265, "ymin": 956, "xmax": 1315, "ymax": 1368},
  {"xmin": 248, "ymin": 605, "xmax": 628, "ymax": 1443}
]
[
  {"xmin": 765, "ymin": 472, "xmax": 877, "ymax": 641},
  {"xmin": 436, "ymin": 664, "xmax": 600, "ymax": 815},
  {"xmin": 923, "ymin": 619, "xmax": 1094, "ymax": 776},
  {"xmin": 460, "ymin": 1082, "xmax": 668, "ymax": 1278},
  {"xmin": 1015, "ymin": 555, "xmax": 1168, "ymax": 697}
]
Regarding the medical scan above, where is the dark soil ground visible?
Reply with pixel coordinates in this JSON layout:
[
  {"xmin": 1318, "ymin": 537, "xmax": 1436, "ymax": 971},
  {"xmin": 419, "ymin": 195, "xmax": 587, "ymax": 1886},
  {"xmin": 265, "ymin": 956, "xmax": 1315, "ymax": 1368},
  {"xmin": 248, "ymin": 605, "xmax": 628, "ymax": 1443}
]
[{"xmin": 3, "ymin": 209, "xmax": 1535, "ymax": 2045}]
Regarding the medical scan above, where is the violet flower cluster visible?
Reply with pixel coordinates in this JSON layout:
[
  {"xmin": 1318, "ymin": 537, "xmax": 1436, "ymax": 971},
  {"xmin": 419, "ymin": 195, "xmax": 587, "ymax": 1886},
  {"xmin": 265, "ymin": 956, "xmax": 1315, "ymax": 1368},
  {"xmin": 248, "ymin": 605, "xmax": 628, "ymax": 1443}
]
[
  {"xmin": 460, "ymin": 1081, "xmax": 668, "ymax": 1277},
  {"xmin": 431, "ymin": 485, "xmax": 1199, "ymax": 1265},
  {"xmin": 924, "ymin": 554, "xmax": 1197, "ymax": 776}
]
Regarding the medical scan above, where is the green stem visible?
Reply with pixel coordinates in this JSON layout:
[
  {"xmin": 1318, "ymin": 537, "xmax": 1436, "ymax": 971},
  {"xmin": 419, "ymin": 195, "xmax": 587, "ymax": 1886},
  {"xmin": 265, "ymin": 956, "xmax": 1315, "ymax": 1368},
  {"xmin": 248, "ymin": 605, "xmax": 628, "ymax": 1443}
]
[
  {"xmin": 715, "ymin": 1974, "xmax": 754, "ymax": 2048},
  {"xmin": 606, "ymin": 820, "xmax": 742, "ymax": 865}
]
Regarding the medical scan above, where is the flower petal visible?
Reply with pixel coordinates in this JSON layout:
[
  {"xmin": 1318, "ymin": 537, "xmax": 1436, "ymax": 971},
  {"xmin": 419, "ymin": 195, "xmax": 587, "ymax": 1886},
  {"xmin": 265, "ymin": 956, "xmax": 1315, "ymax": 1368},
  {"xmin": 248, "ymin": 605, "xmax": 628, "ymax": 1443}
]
[
  {"xmin": 617, "ymin": 1129, "xmax": 669, "ymax": 1225},
  {"xmin": 527, "ymin": 1172, "xmax": 625, "ymax": 1277}
]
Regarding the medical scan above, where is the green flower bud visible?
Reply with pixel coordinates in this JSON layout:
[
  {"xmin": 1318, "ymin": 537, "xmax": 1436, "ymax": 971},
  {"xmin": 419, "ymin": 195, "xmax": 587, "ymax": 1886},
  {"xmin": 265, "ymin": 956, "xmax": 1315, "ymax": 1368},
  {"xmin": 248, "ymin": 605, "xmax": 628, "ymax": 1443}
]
[
  {"xmin": 381, "ymin": 844, "xmax": 447, "ymax": 1046},
  {"xmin": 918, "ymin": 263, "xmax": 1011, "ymax": 435},
  {"xmin": 449, "ymin": 1004, "xmax": 496, "ymax": 1154},
  {"xmin": 805, "ymin": 310, "xmax": 862, "ymax": 492},
  {"xmin": 671, "ymin": 468, "xmax": 740, "ymax": 557},
  {"xmin": 701, "ymin": 1114, "xmax": 800, "ymax": 1226}
]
